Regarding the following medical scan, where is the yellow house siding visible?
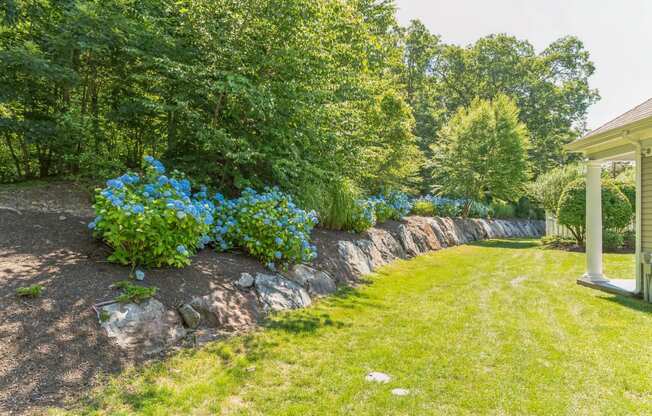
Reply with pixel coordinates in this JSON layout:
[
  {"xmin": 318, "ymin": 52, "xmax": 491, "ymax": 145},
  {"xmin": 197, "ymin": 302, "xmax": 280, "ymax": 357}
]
[{"xmin": 641, "ymin": 155, "xmax": 652, "ymax": 251}]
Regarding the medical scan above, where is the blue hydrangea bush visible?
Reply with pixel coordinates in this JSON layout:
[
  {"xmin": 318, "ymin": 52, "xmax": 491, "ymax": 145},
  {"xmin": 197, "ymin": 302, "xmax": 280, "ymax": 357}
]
[
  {"xmin": 211, "ymin": 187, "xmax": 318, "ymax": 270},
  {"xmin": 349, "ymin": 199, "xmax": 377, "ymax": 233},
  {"xmin": 89, "ymin": 157, "xmax": 213, "ymax": 268}
]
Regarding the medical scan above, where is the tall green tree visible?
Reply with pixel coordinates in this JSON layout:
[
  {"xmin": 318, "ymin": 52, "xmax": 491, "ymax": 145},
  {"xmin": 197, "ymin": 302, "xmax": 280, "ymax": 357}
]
[
  {"xmin": 401, "ymin": 26, "xmax": 599, "ymax": 178},
  {"xmin": 431, "ymin": 94, "xmax": 530, "ymax": 216}
]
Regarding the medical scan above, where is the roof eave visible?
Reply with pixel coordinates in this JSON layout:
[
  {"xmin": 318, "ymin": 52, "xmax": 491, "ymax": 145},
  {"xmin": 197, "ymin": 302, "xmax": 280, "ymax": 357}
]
[{"xmin": 565, "ymin": 116, "xmax": 652, "ymax": 153}]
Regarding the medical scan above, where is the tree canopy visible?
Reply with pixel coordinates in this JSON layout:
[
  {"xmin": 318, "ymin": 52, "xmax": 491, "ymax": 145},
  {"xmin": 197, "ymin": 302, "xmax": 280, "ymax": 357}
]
[
  {"xmin": 0, "ymin": 2, "xmax": 600, "ymax": 207},
  {"xmin": 430, "ymin": 94, "xmax": 530, "ymax": 216}
]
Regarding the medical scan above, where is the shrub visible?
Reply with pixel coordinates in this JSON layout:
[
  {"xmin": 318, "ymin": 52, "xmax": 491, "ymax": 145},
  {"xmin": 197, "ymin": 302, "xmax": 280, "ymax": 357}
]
[
  {"xmin": 468, "ymin": 201, "xmax": 490, "ymax": 218},
  {"xmin": 602, "ymin": 229, "xmax": 624, "ymax": 252},
  {"xmin": 557, "ymin": 178, "xmax": 632, "ymax": 245},
  {"xmin": 412, "ymin": 198, "xmax": 436, "ymax": 216},
  {"xmin": 90, "ymin": 157, "xmax": 213, "ymax": 268},
  {"xmin": 16, "ymin": 284, "xmax": 43, "ymax": 298},
  {"xmin": 113, "ymin": 280, "xmax": 158, "ymax": 304},
  {"xmin": 623, "ymin": 230, "xmax": 635, "ymax": 249},
  {"xmin": 211, "ymin": 187, "xmax": 318, "ymax": 269},
  {"xmin": 419, "ymin": 196, "xmax": 463, "ymax": 217},
  {"xmin": 367, "ymin": 192, "xmax": 412, "ymax": 223},
  {"xmin": 528, "ymin": 163, "xmax": 584, "ymax": 212},
  {"xmin": 349, "ymin": 199, "xmax": 377, "ymax": 233},
  {"xmin": 491, "ymin": 200, "xmax": 516, "ymax": 219},
  {"xmin": 309, "ymin": 178, "xmax": 361, "ymax": 231}
]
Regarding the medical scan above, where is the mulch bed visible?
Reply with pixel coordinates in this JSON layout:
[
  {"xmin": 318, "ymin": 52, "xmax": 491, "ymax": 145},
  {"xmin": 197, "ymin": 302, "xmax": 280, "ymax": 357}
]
[{"xmin": 0, "ymin": 182, "xmax": 349, "ymax": 415}]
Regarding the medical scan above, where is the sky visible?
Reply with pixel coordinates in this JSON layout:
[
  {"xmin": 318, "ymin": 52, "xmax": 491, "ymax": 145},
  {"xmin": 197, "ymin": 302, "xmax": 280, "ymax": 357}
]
[{"xmin": 394, "ymin": 0, "xmax": 652, "ymax": 131}]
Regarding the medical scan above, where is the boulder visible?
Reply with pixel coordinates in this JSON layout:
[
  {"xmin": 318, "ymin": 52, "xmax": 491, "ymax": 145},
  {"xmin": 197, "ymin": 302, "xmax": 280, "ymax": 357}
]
[
  {"xmin": 178, "ymin": 304, "xmax": 201, "ymax": 329},
  {"xmin": 396, "ymin": 224, "xmax": 421, "ymax": 257},
  {"xmin": 235, "ymin": 272, "xmax": 255, "ymax": 289},
  {"xmin": 355, "ymin": 239, "xmax": 388, "ymax": 270},
  {"xmin": 365, "ymin": 228, "xmax": 405, "ymax": 261},
  {"xmin": 255, "ymin": 273, "xmax": 312, "ymax": 312},
  {"xmin": 283, "ymin": 264, "xmax": 336, "ymax": 297},
  {"xmin": 99, "ymin": 299, "xmax": 186, "ymax": 354},
  {"xmin": 188, "ymin": 289, "xmax": 259, "ymax": 330},
  {"xmin": 337, "ymin": 240, "xmax": 371, "ymax": 278}
]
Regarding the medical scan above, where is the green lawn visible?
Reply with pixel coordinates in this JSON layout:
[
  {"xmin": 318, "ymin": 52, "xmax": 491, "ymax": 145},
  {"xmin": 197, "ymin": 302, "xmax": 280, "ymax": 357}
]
[{"xmin": 67, "ymin": 239, "xmax": 652, "ymax": 415}]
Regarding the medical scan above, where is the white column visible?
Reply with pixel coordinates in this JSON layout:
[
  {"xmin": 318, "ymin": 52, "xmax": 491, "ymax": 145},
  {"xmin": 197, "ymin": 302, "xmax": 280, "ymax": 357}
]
[
  {"xmin": 635, "ymin": 146, "xmax": 643, "ymax": 293},
  {"xmin": 585, "ymin": 160, "xmax": 605, "ymax": 281}
]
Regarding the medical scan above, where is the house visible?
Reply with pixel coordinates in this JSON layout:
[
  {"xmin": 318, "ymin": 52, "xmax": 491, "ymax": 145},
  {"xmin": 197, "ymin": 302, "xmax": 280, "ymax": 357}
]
[{"xmin": 566, "ymin": 98, "xmax": 652, "ymax": 300}]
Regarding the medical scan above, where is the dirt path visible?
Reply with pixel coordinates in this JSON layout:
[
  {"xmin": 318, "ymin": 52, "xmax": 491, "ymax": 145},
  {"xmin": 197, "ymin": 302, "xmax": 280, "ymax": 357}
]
[{"xmin": 0, "ymin": 182, "xmax": 270, "ymax": 415}]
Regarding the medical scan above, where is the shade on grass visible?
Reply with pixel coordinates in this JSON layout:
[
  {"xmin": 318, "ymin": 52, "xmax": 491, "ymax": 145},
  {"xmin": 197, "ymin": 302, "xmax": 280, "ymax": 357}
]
[{"xmin": 65, "ymin": 239, "xmax": 652, "ymax": 415}]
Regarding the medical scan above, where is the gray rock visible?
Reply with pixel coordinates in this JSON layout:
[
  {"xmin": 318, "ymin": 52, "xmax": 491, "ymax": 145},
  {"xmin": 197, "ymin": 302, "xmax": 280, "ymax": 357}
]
[
  {"xmin": 337, "ymin": 240, "xmax": 371, "ymax": 278},
  {"xmin": 235, "ymin": 272, "xmax": 255, "ymax": 288},
  {"xmin": 365, "ymin": 228, "xmax": 405, "ymax": 261},
  {"xmin": 99, "ymin": 299, "xmax": 186, "ymax": 354},
  {"xmin": 178, "ymin": 304, "xmax": 201, "ymax": 329},
  {"xmin": 365, "ymin": 372, "xmax": 391, "ymax": 383},
  {"xmin": 355, "ymin": 239, "xmax": 388, "ymax": 270},
  {"xmin": 391, "ymin": 388, "xmax": 410, "ymax": 396},
  {"xmin": 188, "ymin": 289, "xmax": 259, "ymax": 330},
  {"xmin": 283, "ymin": 264, "xmax": 336, "ymax": 297},
  {"xmin": 255, "ymin": 273, "xmax": 311, "ymax": 312}
]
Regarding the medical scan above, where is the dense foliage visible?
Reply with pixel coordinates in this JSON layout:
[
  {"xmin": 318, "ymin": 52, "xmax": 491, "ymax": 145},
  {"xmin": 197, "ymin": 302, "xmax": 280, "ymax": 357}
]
[
  {"xmin": 557, "ymin": 179, "xmax": 632, "ymax": 244},
  {"xmin": 211, "ymin": 188, "xmax": 318, "ymax": 269},
  {"xmin": 431, "ymin": 95, "xmax": 530, "ymax": 216},
  {"xmin": 0, "ymin": 0, "xmax": 420, "ymax": 198},
  {"xmin": 402, "ymin": 22, "xmax": 599, "ymax": 180},
  {"xmin": 1, "ymin": 2, "xmax": 599, "ymax": 213},
  {"xmin": 528, "ymin": 163, "xmax": 584, "ymax": 212},
  {"xmin": 91, "ymin": 157, "xmax": 318, "ymax": 269},
  {"xmin": 90, "ymin": 157, "xmax": 213, "ymax": 268}
]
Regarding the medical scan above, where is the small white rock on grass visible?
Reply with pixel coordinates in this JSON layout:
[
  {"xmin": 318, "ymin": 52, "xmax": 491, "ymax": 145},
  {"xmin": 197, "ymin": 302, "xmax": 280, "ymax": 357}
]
[
  {"xmin": 365, "ymin": 372, "xmax": 391, "ymax": 383},
  {"xmin": 391, "ymin": 388, "xmax": 410, "ymax": 396}
]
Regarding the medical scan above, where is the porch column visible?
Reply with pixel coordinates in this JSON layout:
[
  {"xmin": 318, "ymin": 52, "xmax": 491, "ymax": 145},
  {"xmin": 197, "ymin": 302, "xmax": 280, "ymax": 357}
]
[{"xmin": 585, "ymin": 160, "xmax": 605, "ymax": 281}]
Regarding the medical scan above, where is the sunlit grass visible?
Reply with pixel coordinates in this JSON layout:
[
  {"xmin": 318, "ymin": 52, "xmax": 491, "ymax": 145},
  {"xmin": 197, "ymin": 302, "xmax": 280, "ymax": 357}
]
[{"xmin": 62, "ymin": 239, "xmax": 652, "ymax": 415}]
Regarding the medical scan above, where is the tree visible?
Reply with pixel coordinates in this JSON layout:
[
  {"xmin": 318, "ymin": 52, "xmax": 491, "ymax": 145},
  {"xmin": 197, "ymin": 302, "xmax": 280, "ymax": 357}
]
[
  {"xmin": 431, "ymin": 94, "xmax": 529, "ymax": 216},
  {"xmin": 401, "ymin": 26, "xmax": 599, "ymax": 178},
  {"xmin": 557, "ymin": 178, "xmax": 632, "ymax": 245},
  {"xmin": 528, "ymin": 163, "xmax": 584, "ymax": 213}
]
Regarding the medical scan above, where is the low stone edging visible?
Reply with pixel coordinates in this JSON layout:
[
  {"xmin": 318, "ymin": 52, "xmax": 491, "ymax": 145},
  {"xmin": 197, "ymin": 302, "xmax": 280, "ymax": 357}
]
[{"xmin": 98, "ymin": 216, "xmax": 544, "ymax": 353}]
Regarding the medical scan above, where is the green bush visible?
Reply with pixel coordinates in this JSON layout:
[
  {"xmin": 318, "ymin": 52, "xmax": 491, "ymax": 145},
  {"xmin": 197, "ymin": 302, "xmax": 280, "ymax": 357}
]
[
  {"xmin": 468, "ymin": 201, "xmax": 490, "ymax": 218},
  {"xmin": 557, "ymin": 178, "xmax": 632, "ymax": 245},
  {"xmin": 602, "ymin": 229, "xmax": 624, "ymax": 251},
  {"xmin": 412, "ymin": 199, "xmax": 436, "ymax": 216},
  {"xmin": 211, "ymin": 188, "xmax": 318, "ymax": 269},
  {"xmin": 491, "ymin": 200, "xmax": 516, "ymax": 219},
  {"xmin": 349, "ymin": 200, "xmax": 377, "ymax": 233},
  {"xmin": 314, "ymin": 179, "xmax": 362, "ymax": 232},
  {"xmin": 528, "ymin": 163, "xmax": 584, "ymax": 212},
  {"xmin": 90, "ymin": 157, "xmax": 212, "ymax": 268}
]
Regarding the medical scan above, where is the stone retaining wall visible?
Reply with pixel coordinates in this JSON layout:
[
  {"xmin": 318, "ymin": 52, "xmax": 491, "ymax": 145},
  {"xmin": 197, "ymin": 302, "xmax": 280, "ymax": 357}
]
[
  {"xmin": 322, "ymin": 216, "xmax": 544, "ymax": 283},
  {"xmin": 98, "ymin": 216, "xmax": 544, "ymax": 353}
]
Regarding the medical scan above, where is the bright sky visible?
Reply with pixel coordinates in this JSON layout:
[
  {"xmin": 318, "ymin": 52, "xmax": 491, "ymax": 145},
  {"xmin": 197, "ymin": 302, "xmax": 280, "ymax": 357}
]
[{"xmin": 394, "ymin": 0, "xmax": 652, "ymax": 131}]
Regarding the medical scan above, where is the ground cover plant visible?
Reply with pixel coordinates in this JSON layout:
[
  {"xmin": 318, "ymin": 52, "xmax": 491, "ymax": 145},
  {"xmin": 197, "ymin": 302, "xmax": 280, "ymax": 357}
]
[
  {"xmin": 15, "ymin": 284, "xmax": 43, "ymax": 298},
  {"xmin": 58, "ymin": 240, "xmax": 651, "ymax": 415}
]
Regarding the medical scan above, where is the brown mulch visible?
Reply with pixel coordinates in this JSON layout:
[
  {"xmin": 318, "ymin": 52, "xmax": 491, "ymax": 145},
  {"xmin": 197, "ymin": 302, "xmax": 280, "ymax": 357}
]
[{"xmin": 0, "ymin": 182, "xmax": 354, "ymax": 415}]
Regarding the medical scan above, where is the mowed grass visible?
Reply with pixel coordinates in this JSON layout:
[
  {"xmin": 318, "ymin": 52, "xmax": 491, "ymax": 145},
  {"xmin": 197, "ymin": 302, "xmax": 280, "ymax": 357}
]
[{"xmin": 64, "ymin": 239, "xmax": 652, "ymax": 415}]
